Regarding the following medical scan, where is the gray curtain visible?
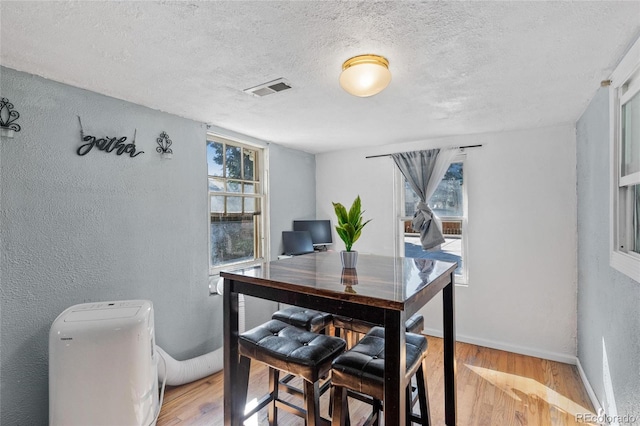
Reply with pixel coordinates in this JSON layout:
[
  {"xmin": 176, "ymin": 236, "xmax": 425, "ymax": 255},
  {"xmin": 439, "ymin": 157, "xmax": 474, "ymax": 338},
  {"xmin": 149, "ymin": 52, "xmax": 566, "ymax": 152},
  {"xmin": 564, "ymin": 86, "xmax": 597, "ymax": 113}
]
[{"xmin": 392, "ymin": 149, "xmax": 457, "ymax": 250}]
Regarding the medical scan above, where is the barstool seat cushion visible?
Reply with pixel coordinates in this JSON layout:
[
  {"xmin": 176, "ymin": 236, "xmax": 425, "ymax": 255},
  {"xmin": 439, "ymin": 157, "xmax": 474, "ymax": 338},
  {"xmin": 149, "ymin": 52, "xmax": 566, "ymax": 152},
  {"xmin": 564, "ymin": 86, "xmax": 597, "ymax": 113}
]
[
  {"xmin": 239, "ymin": 319, "xmax": 346, "ymax": 383},
  {"xmin": 331, "ymin": 327, "xmax": 427, "ymax": 397},
  {"xmin": 271, "ymin": 306, "xmax": 333, "ymax": 332},
  {"xmin": 405, "ymin": 313, "xmax": 425, "ymax": 334}
]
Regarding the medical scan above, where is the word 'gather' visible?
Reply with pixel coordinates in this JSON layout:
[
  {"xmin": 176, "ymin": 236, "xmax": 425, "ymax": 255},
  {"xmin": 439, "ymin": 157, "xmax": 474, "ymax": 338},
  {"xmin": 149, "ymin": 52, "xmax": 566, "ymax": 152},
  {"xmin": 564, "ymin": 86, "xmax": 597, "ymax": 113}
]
[{"xmin": 77, "ymin": 135, "xmax": 144, "ymax": 157}]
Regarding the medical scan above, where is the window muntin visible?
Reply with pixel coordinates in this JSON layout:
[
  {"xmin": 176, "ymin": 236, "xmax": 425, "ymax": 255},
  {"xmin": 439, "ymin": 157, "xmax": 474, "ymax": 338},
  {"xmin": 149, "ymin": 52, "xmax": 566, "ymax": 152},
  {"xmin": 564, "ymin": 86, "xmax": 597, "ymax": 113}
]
[
  {"xmin": 400, "ymin": 159, "xmax": 467, "ymax": 283},
  {"xmin": 207, "ymin": 136, "xmax": 264, "ymax": 272}
]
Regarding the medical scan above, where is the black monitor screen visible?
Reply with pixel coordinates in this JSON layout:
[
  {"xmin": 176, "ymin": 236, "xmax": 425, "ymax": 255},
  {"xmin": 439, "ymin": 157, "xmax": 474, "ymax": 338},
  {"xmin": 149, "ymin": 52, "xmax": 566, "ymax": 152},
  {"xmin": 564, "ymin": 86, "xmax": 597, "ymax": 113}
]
[
  {"xmin": 293, "ymin": 220, "xmax": 333, "ymax": 246},
  {"xmin": 282, "ymin": 231, "xmax": 314, "ymax": 256}
]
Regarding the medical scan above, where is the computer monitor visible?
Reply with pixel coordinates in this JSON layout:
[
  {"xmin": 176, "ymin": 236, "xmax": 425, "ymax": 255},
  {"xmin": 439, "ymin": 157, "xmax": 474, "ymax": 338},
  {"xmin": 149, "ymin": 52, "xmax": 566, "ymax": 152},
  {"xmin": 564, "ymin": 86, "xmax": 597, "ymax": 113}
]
[
  {"xmin": 293, "ymin": 220, "xmax": 333, "ymax": 247},
  {"xmin": 282, "ymin": 231, "xmax": 315, "ymax": 256}
]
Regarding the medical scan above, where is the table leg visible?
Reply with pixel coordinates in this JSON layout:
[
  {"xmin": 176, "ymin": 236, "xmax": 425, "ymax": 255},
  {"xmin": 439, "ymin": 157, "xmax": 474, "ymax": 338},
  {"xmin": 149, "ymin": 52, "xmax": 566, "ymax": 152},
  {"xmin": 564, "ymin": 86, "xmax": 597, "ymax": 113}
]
[
  {"xmin": 443, "ymin": 272, "xmax": 457, "ymax": 425},
  {"xmin": 383, "ymin": 309, "xmax": 406, "ymax": 425},
  {"xmin": 223, "ymin": 280, "xmax": 241, "ymax": 426}
]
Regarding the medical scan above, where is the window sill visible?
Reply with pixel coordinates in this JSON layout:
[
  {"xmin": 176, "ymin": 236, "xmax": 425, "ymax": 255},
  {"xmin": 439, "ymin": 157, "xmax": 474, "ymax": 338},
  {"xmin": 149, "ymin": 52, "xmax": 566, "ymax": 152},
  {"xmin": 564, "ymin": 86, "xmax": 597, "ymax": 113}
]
[
  {"xmin": 610, "ymin": 251, "xmax": 640, "ymax": 283},
  {"xmin": 209, "ymin": 259, "xmax": 266, "ymax": 294},
  {"xmin": 455, "ymin": 277, "xmax": 468, "ymax": 285},
  {"xmin": 210, "ymin": 259, "xmax": 264, "ymax": 275}
]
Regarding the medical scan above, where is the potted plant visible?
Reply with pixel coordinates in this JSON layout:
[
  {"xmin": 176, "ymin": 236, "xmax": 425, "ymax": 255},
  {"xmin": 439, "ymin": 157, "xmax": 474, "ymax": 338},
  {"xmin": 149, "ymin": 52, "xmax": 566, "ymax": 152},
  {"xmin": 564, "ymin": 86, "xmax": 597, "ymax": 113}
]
[{"xmin": 332, "ymin": 195, "xmax": 372, "ymax": 269}]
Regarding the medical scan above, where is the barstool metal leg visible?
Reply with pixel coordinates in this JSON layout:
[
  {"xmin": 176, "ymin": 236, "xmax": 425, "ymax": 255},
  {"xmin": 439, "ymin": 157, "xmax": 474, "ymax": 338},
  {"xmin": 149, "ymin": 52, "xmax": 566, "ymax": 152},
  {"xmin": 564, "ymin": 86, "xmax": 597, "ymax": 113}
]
[
  {"xmin": 372, "ymin": 398, "xmax": 381, "ymax": 426},
  {"xmin": 416, "ymin": 359, "xmax": 431, "ymax": 426},
  {"xmin": 268, "ymin": 368, "xmax": 280, "ymax": 426},
  {"xmin": 406, "ymin": 386, "xmax": 413, "ymax": 426}
]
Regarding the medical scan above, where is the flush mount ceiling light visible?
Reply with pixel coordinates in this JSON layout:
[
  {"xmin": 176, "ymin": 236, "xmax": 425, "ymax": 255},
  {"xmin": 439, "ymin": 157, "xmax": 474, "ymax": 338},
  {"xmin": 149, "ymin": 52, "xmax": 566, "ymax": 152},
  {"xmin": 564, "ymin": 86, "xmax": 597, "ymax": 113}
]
[{"xmin": 339, "ymin": 54, "xmax": 391, "ymax": 97}]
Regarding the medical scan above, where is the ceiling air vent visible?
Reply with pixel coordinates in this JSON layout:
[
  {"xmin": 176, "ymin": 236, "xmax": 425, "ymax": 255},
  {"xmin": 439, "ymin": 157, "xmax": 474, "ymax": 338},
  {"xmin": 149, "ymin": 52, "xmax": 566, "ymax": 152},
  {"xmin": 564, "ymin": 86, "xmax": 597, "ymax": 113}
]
[{"xmin": 243, "ymin": 78, "xmax": 292, "ymax": 97}]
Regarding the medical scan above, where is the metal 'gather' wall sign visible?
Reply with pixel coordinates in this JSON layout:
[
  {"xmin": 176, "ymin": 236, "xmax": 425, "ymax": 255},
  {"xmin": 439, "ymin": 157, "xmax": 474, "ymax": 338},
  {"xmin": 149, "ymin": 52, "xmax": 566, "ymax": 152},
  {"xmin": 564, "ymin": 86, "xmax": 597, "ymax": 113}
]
[{"xmin": 76, "ymin": 116, "xmax": 144, "ymax": 158}]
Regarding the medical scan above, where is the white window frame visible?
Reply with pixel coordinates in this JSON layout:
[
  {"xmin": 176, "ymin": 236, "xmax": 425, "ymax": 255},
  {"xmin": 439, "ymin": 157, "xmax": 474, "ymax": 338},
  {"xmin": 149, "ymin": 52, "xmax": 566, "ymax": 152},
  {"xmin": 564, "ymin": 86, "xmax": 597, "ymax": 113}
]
[
  {"xmin": 207, "ymin": 133, "xmax": 269, "ymax": 276},
  {"xmin": 395, "ymin": 153, "xmax": 469, "ymax": 284},
  {"xmin": 609, "ymin": 36, "xmax": 640, "ymax": 282}
]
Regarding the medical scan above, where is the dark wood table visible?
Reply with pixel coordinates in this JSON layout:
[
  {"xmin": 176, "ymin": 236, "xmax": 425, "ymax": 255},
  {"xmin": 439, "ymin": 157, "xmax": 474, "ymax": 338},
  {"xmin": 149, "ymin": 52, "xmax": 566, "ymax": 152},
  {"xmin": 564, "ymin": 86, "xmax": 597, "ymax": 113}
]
[{"xmin": 222, "ymin": 252, "xmax": 457, "ymax": 425}]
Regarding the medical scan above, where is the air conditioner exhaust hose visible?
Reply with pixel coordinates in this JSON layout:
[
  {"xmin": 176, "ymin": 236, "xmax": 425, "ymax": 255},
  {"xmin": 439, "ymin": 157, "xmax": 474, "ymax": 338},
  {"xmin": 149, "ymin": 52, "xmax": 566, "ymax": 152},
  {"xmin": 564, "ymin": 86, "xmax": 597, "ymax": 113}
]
[{"xmin": 156, "ymin": 293, "xmax": 245, "ymax": 387}]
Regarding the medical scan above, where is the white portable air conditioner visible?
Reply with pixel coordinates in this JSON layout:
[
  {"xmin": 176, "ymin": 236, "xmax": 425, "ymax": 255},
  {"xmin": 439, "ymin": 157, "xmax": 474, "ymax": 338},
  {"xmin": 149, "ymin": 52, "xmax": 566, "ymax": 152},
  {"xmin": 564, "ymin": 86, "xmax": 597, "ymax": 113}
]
[{"xmin": 49, "ymin": 300, "xmax": 159, "ymax": 426}]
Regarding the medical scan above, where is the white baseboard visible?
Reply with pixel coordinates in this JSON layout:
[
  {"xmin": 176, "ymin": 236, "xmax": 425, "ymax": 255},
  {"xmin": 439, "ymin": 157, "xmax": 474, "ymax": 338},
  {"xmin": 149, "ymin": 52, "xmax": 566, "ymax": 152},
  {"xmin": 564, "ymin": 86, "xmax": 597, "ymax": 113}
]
[
  {"xmin": 576, "ymin": 357, "xmax": 603, "ymax": 414},
  {"xmin": 422, "ymin": 327, "xmax": 577, "ymax": 365}
]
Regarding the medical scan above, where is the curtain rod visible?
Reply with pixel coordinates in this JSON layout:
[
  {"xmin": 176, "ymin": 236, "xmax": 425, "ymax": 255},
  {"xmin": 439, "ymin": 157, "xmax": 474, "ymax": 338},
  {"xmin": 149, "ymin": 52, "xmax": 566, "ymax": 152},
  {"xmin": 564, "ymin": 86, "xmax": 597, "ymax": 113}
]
[{"xmin": 365, "ymin": 144, "xmax": 483, "ymax": 159}]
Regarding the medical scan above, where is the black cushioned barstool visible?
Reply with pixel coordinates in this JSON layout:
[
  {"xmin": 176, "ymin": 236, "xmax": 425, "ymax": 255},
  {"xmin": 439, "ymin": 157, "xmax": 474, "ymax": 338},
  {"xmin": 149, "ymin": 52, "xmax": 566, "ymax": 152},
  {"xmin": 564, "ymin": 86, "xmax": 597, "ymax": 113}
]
[
  {"xmin": 333, "ymin": 313, "xmax": 425, "ymax": 348},
  {"xmin": 271, "ymin": 307, "xmax": 336, "ymax": 397},
  {"xmin": 330, "ymin": 327, "xmax": 431, "ymax": 426},
  {"xmin": 239, "ymin": 319, "xmax": 346, "ymax": 426},
  {"xmin": 272, "ymin": 306, "xmax": 334, "ymax": 334}
]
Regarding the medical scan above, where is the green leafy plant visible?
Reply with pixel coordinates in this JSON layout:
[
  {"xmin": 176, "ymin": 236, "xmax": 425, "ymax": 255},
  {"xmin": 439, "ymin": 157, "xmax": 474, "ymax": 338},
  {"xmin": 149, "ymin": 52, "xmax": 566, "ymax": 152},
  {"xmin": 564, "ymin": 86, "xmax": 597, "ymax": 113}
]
[{"xmin": 332, "ymin": 195, "xmax": 372, "ymax": 252}]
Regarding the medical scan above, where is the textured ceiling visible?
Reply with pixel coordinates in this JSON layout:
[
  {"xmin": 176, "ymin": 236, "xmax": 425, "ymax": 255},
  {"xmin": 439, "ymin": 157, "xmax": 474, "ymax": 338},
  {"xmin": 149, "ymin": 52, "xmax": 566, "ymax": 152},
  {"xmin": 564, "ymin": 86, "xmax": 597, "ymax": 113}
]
[{"xmin": 1, "ymin": 1, "xmax": 639, "ymax": 153}]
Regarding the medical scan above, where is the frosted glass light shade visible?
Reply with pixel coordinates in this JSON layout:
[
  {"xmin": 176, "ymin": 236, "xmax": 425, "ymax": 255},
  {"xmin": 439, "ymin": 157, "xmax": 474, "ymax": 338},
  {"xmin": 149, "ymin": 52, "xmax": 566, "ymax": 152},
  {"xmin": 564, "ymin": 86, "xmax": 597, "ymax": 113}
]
[{"xmin": 339, "ymin": 54, "xmax": 391, "ymax": 97}]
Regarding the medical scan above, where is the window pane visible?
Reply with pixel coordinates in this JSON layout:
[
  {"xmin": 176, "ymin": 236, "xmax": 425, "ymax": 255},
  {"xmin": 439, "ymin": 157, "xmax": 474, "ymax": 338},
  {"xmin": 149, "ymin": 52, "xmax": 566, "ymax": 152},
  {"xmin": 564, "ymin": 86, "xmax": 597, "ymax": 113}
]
[
  {"xmin": 405, "ymin": 235, "xmax": 463, "ymax": 275},
  {"xmin": 210, "ymin": 195, "xmax": 225, "ymax": 213},
  {"xmin": 226, "ymin": 145, "xmax": 242, "ymax": 179},
  {"xmin": 403, "ymin": 161, "xmax": 465, "ymax": 278},
  {"xmin": 622, "ymin": 91, "xmax": 640, "ymax": 177},
  {"xmin": 405, "ymin": 182, "xmax": 420, "ymax": 216},
  {"xmin": 244, "ymin": 197, "xmax": 257, "ymax": 213},
  {"xmin": 211, "ymin": 216, "xmax": 255, "ymax": 266},
  {"xmin": 430, "ymin": 162, "xmax": 463, "ymax": 217},
  {"xmin": 227, "ymin": 196, "xmax": 242, "ymax": 213},
  {"xmin": 207, "ymin": 141, "xmax": 224, "ymax": 177},
  {"xmin": 227, "ymin": 180, "xmax": 242, "ymax": 193},
  {"xmin": 244, "ymin": 149, "xmax": 255, "ymax": 181},
  {"xmin": 207, "ymin": 137, "xmax": 263, "ymax": 271},
  {"xmin": 403, "ymin": 162, "xmax": 464, "ymax": 217},
  {"xmin": 244, "ymin": 183, "xmax": 256, "ymax": 194},
  {"xmin": 208, "ymin": 177, "xmax": 224, "ymax": 192}
]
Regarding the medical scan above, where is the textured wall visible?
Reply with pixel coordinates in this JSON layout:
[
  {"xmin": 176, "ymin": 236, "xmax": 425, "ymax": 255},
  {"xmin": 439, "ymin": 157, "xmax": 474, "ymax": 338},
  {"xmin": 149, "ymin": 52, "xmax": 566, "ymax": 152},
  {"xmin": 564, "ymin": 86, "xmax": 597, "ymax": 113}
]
[
  {"xmin": 0, "ymin": 67, "xmax": 317, "ymax": 424},
  {"xmin": 268, "ymin": 143, "xmax": 317, "ymax": 258},
  {"xmin": 576, "ymin": 87, "xmax": 640, "ymax": 419},
  {"xmin": 0, "ymin": 66, "xmax": 211, "ymax": 425},
  {"xmin": 316, "ymin": 125, "xmax": 578, "ymax": 362}
]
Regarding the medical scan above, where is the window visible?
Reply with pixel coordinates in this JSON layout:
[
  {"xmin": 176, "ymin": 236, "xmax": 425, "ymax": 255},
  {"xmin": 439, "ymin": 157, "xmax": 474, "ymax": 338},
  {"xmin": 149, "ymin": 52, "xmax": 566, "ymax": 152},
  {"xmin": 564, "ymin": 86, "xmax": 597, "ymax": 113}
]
[
  {"xmin": 207, "ymin": 135, "xmax": 265, "ymax": 274},
  {"xmin": 610, "ymin": 36, "xmax": 640, "ymax": 282},
  {"xmin": 399, "ymin": 156, "xmax": 468, "ymax": 283}
]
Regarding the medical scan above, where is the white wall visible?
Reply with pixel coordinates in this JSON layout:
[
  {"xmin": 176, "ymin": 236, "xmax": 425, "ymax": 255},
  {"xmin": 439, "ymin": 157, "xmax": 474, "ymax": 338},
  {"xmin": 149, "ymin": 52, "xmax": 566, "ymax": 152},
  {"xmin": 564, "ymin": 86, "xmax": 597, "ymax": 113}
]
[{"xmin": 316, "ymin": 125, "xmax": 578, "ymax": 362}]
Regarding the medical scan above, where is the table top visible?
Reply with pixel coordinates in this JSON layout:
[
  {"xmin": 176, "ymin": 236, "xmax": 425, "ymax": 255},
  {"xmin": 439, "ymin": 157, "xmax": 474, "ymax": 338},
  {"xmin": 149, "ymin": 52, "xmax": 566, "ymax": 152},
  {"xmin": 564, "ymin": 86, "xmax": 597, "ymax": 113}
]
[{"xmin": 221, "ymin": 252, "xmax": 456, "ymax": 311}]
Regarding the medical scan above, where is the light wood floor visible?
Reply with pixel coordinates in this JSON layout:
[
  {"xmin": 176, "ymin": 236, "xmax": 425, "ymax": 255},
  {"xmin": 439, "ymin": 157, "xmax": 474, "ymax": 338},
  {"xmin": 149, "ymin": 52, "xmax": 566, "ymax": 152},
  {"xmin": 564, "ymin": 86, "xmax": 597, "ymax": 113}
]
[{"xmin": 157, "ymin": 336, "xmax": 596, "ymax": 426}]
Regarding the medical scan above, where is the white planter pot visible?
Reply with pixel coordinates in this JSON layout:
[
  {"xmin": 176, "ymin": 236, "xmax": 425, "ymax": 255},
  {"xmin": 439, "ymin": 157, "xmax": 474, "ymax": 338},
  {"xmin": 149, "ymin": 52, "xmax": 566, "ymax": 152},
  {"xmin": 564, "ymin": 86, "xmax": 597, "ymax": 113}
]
[{"xmin": 340, "ymin": 250, "xmax": 358, "ymax": 269}]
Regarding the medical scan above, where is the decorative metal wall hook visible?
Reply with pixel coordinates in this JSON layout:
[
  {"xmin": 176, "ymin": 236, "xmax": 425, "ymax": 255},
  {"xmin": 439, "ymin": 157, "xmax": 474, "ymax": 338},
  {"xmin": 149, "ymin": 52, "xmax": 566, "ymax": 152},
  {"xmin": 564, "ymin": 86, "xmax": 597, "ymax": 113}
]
[
  {"xmin": 0, "ymin": 97, "xmax": 21, "ymax": 138},
  {"xmin": 156, "ymin": 131, "xmax": 173, "ymax": 159}
]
